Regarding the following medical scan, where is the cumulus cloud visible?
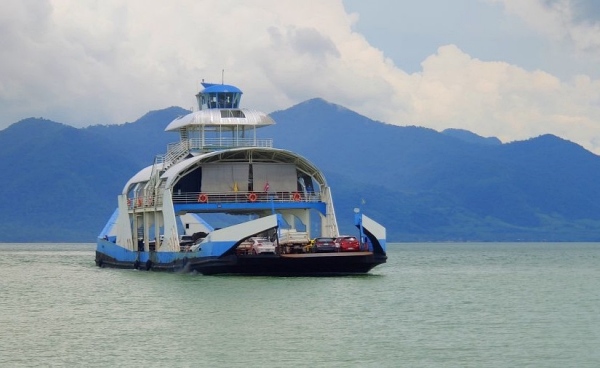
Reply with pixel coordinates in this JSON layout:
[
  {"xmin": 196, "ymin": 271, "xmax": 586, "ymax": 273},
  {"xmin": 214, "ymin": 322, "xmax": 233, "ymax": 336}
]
[
  {"xmin": 1, "ymin": 0, "xmax": 600, "ymax": 154},
  {"xmin": 391, "ymin": 45, "xmax": 600, "ymax": 150},
  {"xmin": 491, "ymin": 0, "xmax": 600, "ymax": 54}
]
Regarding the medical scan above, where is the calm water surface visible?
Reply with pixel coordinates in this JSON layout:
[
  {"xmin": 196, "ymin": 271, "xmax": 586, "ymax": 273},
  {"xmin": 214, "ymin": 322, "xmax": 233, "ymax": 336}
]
[{"xmin": 1, "ymin": 242, "xmax": 599, "ymax": 367}]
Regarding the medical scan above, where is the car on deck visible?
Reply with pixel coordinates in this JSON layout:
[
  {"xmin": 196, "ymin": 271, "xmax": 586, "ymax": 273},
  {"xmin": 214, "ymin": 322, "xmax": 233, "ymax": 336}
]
[
  {"xmin": 334, "ymin": 236, "xmax": 360, "ymax": 252},
  {"xmin": 250, "ymin": 237, "xmax": 276, "ymax": 254},
  {"xmin": 311, "ymin": 237, "xmax": 338, "ymax": 253}
]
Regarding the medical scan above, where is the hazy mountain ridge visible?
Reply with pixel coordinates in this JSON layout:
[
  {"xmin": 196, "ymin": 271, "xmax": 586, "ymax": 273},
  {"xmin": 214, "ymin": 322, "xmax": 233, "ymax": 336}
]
[
  {"xmin": 2, "ymin": 100, "xmax": 600, "ymax": 242},
  {"xmin": 442, "ymin": 128, "xmax": 502, "ymax": 146}
]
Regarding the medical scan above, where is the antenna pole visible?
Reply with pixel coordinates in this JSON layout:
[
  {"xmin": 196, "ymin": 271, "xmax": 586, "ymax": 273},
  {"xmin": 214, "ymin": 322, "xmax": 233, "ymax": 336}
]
[{"xmin": 222, "ymin": 69, "xmax": 224, "ymax": 84}]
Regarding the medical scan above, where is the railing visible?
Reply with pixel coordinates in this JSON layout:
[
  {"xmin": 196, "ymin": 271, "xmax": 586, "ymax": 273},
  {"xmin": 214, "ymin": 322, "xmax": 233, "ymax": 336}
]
[
  {"xmin": 127, "ymin": 195, "xmax": 163, "ymax": 209},
  {"xmin": 128, "ymin": 191, "xmax": 321, "ymax": 209},
  {"xmin": 164, "ymin": 141, "xmax": 189, "ymax": 167},
  {"xmin": 172, "ymin": 191, "xmax": 321, "ymax": 204},
  {"xmin": 188, "ymin": 137, "xmax": 273, "ymax": 151},
  {"xmin": 153, "ymin": 138, "xmax": 274, "ymax": 170}
]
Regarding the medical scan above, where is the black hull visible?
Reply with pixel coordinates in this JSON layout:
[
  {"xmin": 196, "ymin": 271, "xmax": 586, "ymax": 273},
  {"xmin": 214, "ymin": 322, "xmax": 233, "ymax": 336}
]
[
  {"xmin": 190, "ymin": 252, "xmax": 387, "ymax": 275},
  {"xmin": 96, "ymin": 251, "xmax": 387, "ymax": 276}
]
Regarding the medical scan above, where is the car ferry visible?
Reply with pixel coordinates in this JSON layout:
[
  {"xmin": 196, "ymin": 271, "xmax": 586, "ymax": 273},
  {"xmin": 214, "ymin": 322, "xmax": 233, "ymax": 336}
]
[{"xmin": 95, "ymin": 81, "xmax": 387, "ymax": 275}]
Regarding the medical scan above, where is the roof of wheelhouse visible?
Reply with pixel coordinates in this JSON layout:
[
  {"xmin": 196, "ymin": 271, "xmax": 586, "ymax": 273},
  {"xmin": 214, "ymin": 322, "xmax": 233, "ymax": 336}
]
[
  {"xmin": 164, "ymin": 109, "xmax": 274, "ymax": 131},
  {"xmin": 164, "ymin": 82, "xmax": 275, "ymax": 131},
  {"xmin": 200, "ymin": 83, "xmax": 241, "ymax": 94}
]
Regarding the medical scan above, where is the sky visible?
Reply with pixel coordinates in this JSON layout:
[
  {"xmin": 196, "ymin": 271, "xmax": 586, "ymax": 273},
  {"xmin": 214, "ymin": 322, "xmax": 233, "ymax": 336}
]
[{"xmin": 2, "ymin": 0, "xmax": 600, "ymax": 153}]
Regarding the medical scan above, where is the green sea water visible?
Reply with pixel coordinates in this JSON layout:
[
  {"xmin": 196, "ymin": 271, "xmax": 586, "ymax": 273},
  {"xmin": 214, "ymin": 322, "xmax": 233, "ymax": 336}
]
[{"xmin": 1, "ymin": 242, "xmax": 598, "ymax": 367}]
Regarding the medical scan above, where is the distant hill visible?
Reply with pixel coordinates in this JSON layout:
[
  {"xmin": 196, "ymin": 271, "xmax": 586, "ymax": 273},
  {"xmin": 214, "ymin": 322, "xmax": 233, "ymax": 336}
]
[
  {"xmin": 84, "ymin": 106, "xmax": 190, "ymax": 167},
  {"xmin": 266, "ymin": 99, "xmax": 600, "ymax": 241},
  {"xmin": 2, "ymin": 100, "xmax": 600, "ymax": 242},
  {"xmin": 442, "ymin": 128, "xmax": 502, "ymax": 146},
  {"xmin": 0, "ymin": 118, "xmax": 140, "ymax": 241}
]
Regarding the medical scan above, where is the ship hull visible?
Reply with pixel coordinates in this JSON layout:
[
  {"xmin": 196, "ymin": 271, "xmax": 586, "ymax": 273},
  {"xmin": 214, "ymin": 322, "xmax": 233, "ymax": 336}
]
[
  {"xmin": 95, "ymin": 243, "xmax": 386, "ymax": 276},
  {"xmin": 188, "ymin": 252, "xmax": 387, "ymax": 276}
]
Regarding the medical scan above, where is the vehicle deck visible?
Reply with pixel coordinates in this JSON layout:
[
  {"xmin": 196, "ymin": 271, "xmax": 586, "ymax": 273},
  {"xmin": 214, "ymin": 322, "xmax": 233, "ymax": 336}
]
[{"xmin": 279, "ymin": 251, "xmax": 373, "ymax": 258}]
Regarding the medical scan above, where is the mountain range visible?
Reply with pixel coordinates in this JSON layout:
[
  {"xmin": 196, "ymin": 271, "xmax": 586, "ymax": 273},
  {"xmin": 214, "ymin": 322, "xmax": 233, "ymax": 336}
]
[{"xmin": 2, "ymin": 98, "xmax": 600, "ymax": 242}]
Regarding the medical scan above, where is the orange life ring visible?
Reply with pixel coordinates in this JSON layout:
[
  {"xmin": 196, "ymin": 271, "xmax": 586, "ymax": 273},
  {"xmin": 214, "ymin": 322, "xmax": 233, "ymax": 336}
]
[
  {"xmin": 293, "ymin": 192, "xmax": 301, "ymax": 201},
  {"xmin": 127, "ymin": 198, "xmax": 132, "ymax": 206},
  {"xmin": 248, "ymin": 192, "xmax": 257, "ymax": 202},
  {"xmin": 136, "ymin": 198, "xmax": 143, "ymax": 207},
  {"xmin": 198, "ymin": 193, "xmax": 208, "ymax": 203}
]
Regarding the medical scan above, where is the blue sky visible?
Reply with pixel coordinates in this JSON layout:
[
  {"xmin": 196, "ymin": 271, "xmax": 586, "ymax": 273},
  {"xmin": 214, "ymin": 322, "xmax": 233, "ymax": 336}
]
[
  {"xmin": 344, "ymin": 0, "xmax": 600, "ymax": 79},
  {"xmin": 2, "ymin": 0, "xmax": 600, "ymax": 153}
]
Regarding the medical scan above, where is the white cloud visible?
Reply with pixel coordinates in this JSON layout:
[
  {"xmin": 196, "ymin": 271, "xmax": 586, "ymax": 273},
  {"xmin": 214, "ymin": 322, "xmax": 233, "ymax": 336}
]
[
  {"xmin": 1, "ymin": 0, "xmax": 600, "ymax": 154},
  {"xmin": 390, "ymin": 45, "xmax": 600, "ymax": 151},
  {"xmin": 490, "ymin": 0, "xmax": 600, "ymax": 54}
]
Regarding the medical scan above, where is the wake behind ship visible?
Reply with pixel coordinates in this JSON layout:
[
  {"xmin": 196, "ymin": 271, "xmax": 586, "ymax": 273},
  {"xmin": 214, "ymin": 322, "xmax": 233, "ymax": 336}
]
[{"xmin": 96, "ymin": 81, "xmax": 387, "ymax": 275}]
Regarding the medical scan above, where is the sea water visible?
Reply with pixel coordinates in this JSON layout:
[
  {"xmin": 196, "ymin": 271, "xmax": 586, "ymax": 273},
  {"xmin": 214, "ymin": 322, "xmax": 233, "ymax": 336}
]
[{"xmin": 0, "ymin": 242, "xmax": 599, "ymax": 367}]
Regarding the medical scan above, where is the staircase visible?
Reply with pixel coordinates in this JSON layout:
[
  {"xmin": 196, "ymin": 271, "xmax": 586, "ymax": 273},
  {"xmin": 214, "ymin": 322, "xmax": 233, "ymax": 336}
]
[{"xmin": 144, "ymin": 139, "xmax": 190, "ymax": 203}]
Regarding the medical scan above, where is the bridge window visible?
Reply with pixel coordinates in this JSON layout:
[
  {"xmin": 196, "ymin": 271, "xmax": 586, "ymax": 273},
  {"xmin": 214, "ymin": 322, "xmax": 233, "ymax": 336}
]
[{"xmin": 220, "ymin": 110, "xmax": 245, "ymax": 118}]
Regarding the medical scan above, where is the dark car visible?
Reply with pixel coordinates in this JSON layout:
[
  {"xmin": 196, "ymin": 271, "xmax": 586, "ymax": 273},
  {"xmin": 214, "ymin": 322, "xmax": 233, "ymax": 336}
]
[
  {"xmin": 334, "ymin": 236, "xmax": 360, "ymax": 252},
  {"xmin": 311, "ymin": 237, "xmax": 338, "ymax": 253}
]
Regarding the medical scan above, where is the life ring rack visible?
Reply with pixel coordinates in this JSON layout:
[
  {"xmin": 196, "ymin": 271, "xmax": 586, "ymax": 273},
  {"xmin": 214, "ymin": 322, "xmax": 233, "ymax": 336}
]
[
  {"xmin": 248, "ymin": 192, "xmax": 257, "ymax": 202},
  {"xmin": 198, "ymin": 193, "xmax": 208, "ymax": 203}
]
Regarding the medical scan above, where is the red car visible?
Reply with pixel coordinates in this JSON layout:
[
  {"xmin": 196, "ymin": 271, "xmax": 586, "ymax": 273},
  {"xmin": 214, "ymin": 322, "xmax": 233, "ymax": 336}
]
[{"xmin": 334, "ymin": 236, "xmax": 360, "ymax": 252}]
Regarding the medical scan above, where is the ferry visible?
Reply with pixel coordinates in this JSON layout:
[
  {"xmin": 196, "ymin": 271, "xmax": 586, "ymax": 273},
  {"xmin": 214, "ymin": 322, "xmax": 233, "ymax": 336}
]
[{"xmin": 95, "ymin": 82, "xmax": 387, "ymax": 275}]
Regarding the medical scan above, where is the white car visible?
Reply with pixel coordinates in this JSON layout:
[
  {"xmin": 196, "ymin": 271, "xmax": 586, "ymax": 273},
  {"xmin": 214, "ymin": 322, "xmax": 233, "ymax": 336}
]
[{"xmin": 250, "ymin": 237, "xmax": 276, "ymax": 254}]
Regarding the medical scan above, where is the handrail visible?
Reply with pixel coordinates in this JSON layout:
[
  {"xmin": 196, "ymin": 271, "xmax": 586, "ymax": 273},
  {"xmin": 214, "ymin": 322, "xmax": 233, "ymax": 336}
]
[
  {"xmin": 172, "ymin": 191, "xmax": 320, "ymax": 204},
  {"xmin": 128, "ymin": 190, "xmax": 321, "ymax": 209},
  {"xmin": 158, "ymin": 138, "xmax": 274, "ymax": 170},
  {"xmin": 163, "ymin": 141, "xmax": 189, "ymax": 168},
  {"xmin": 189, "ymin": 138, "xmax": 273, "ymax": 151}
]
